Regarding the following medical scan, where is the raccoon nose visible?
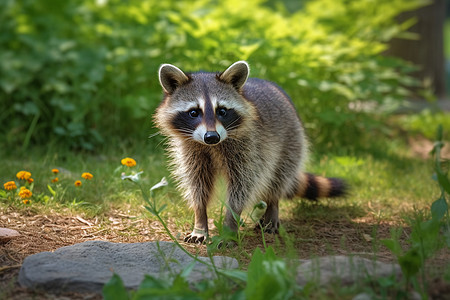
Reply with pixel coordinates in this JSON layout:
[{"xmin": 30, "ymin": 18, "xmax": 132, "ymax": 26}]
[{"xmin": 204, "ymin": 131, "xmax": 220, "ymax": 145}]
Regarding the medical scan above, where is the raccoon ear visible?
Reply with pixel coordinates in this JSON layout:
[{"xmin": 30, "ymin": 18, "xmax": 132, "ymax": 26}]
[
  {"xmin": 158, "ymin": 64, "xmax": 190, "ymax": 94},
  {"xmin": 219, "ymin": 61, "xmax": 249, "ymax": 90}
]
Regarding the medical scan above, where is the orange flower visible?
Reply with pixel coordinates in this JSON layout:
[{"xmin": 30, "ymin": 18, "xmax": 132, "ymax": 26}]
[
  {"xmin": 16, "ymin": 171, "xmax": 32, "ymax": 180},
  {"xmin": 22, "ymin": 199, "xmax": 31, "ymax": 205},
  {"xmin": 81, "ymin": 172, "xmax": 93, "ymax": 180},
  {"xmin": 51, "ymin": 177, "xmax": 59, "ymax": 183},
  {"xmin": 121, "ymin": 157, "xmax": 136, "ymax": 167},
  {"xmin": 27, "ymin": 178, "xmax": 34, "ymax": 184},
  {"xmin": 52, "ymin": 169, "xmax": 59, "ymax": 174},
  {"xmin": 74, "ymin": 180, "xmax": 82, "ymax": 187},
  {"xmin": 19, "ymin": 188, "xmax": 32, "ymax": 199},
  {"xmin": 3, "ymin": 181, "xmax": 17, "ymax": 191}
]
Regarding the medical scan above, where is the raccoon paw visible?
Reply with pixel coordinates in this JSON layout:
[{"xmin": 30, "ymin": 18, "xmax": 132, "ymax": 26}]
[
  {"xmin": 255, "ymin": 221, "xmax": 279, "ymax": 234},
  {"xmin": 217, "ymin": 240, "xmax": 237, "ymax": 249},
  {"xmin": 184, "ymin": 229, "xmax": 207, "ymax": 244}
]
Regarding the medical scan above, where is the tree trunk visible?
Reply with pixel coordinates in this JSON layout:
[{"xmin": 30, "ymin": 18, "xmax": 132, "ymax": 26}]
[{"xmin": 385, "ymin": 0, "xmax": 446, "ymax": 99}]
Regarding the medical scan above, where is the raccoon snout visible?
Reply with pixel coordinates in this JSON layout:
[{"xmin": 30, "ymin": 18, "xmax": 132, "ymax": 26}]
[{"xmin": 204, "ymin": 131, "xmax": 220, "ymax": 145}]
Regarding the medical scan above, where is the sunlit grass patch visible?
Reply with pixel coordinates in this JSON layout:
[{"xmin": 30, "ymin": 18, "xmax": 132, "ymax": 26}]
[{"xmin": 0, "ymin": 147, "xmax": 171, "ymax": 217}]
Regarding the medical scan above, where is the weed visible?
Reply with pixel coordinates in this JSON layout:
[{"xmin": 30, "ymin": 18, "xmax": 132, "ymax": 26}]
[{"xmin": 382, "ymin": 125, "xmax": 450, "ymax": 298}]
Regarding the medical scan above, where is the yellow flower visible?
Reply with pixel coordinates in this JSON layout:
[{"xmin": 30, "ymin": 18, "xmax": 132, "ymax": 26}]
[
  {"xmin": 22, "ymin": 199, "xmax": 31, "ymax": 205},
  {"xmin": 3, "ymin": 181, "xmax": 17, "ymax": 191},
  {"xmin": 16, "ymin": 171, "xmax": 32, "ymax": 180},
  {"xmin": 51, "ymin": 177, "xmax": 59, "ymax": 183},
  {"xmin": 81, "ymin": 172, "xmax": 93, "ymax": 180},
  {"xmin": 19, "ymin": 188, "xmax": 32, "ymax": 199},
  {"xmin": 121, "ymin": 157, "xmax": 136, "ymax": 167},
  {"xmin": 52, "ymin": 169, "xmax": 59, "ymax": 174},
  {"xmin": 75, "ymin": 180, "xmax": 82, "ymax": 187},
  {"xmin": 27, "ymin": 178, "xmax": 34, "ymax": 184}
]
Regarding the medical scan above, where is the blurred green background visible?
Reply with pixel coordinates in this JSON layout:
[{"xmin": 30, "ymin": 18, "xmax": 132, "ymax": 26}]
[{"xmin": 0, "ymin": 0, "xmax": 447, "ymax": 154}]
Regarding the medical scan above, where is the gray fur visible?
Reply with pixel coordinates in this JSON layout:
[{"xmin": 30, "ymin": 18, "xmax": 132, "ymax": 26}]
[{"xmin": 154, "ymin": 61, "xmax": 342, "ymax": 243}]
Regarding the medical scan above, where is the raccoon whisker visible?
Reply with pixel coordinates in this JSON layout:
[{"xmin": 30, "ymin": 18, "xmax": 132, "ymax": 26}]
[
  {"xmin": 155, "ymin": 136, "xmax": 169, "ymax": 149},
  {"xmin": 175, "ymin": 131, "xmax": 196, "ymax": 141},
  {"xmin": 225, "ymin": 117, "xmax": 242, "ymax": 131},
  {"xmin": 225, "ymin": 124, "xmax": 241, "ymax": 132},
  {"xmin": 176, "ymin": 129, "xmax": 195, "ymax": 135},
  {"xmin": 227, "ymin": 116, "xmax": 242, "ymax": 127},
  {"xmin": 226, "ymin": 125, "xmax": 239, "ymax": 131},
  {"xmin": 148, "ymin": 131, "xmax": 161, "ymax": 139}
]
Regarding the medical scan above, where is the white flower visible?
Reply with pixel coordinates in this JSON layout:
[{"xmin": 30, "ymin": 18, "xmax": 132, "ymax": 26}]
[
  {"xmin": 121, "ymin": 171, "xmax": 143, "ymax": 183},
  {"xmin": 150, "ymin": 177, "xmax": 168, "ymax": 191}
]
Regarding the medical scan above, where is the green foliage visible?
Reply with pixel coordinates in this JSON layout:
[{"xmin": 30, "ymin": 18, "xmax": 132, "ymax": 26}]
[
  {"xmin": 102, "ymin": 247, "xmax": 299, "ymax": 300},
  {"xmin": 399, "ymin": 110, "xmax": 450, "ymax": 140},
  {"xmin": 382, "ymin": 126, "xmax": 450, "ymax": 297},
  {"xmin": 245, "ymin": 247, "xmax": 297, "ymax": 300},
  {"xmin": 0, "ymin": 0, "xmax": 428, "ymax": 151},
  {"xmin": 103, "ymin": 273, "xmax": 130, "ymax": 300}
]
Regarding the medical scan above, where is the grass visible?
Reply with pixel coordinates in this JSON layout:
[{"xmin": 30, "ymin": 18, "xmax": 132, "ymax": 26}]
[
  {"xmin": 0, "ymin": 124, "xmax": 441, "ymax": 235},
  {"xmin": 1, "ymin": 116, "xmax": 449, "ymax": 299}
]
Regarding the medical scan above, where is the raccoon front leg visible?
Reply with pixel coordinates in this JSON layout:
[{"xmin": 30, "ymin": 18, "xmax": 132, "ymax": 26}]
[
  {"xmin": 181, "ymin": 150, "xmax": 217, "ymax": 244},
  {"xmin": 184, "ymin": 205, "xmax": 208, "ymax": 243}
]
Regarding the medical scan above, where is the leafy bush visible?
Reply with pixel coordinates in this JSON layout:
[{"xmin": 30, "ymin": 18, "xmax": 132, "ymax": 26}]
[
  {"xmin": 399, "ymin": 110, "xmax": 450, "ymax": 140},
  {"xmin": 0, "ymin": 0, "xmax": 428, "ymax": 151}
]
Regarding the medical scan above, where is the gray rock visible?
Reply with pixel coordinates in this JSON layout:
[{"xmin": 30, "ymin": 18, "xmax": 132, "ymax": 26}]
[
  {"xmin": 352, "ymin": 293, "xmax": 374, "ymax": 300},
  {"xmin": 19, "ymin": 240, "xmax": 238, "ymax": 293},
  {"xmin": 353, "ymin": 291, "xmax": 421, "ymax": 300},
  {"xmin": 0, "ymin": 227, "xmax": 20, "ymax": 242},
  {"xmin": 296, "ymin": 255, "xmax": 401, "ymax": 286}
]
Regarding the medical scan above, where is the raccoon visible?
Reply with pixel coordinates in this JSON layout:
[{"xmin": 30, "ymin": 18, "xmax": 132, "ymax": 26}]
[{"xmin": 154, "ymin": 61, "xmax": 346, "ymax": 243}]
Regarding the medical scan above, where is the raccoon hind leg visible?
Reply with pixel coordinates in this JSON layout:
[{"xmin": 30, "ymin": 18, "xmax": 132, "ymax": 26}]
[
  {"xmin": 256, "ymin": 199, "xmax": 280, "ymax": 234},
  {"xmin": 255, "ymin": 162, "xmax": 298, "ymax": 234}
]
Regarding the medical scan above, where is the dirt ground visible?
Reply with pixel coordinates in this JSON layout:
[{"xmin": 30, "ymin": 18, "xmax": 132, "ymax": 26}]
[{"xmin": 1, "ymin": 205, "xmax": 450, "ymax": 299}]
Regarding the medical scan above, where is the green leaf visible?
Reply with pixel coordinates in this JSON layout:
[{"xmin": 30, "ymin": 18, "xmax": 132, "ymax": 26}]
[
  {"xmin": 102, "ymin": 273, "xmax": 129, "ymax": 300},
  {"xmin": 157, "ymin": 204, "xmax": 167, "ymax": 214},
  {"xmin": 431, "ymin": 196, "xmax": 448, "ymax": 221},
  {"xmin": 138, "ymin": 274, "xmax": 168, "ymax": 290},
  {"xmin": 134, "ymin": 274, "xmax": 201, "ymax": 300},
  {"xmin": 47, "ymin": 184, "xmax": 56, "ymax": 197},
  {"xmin": 144, "ymin": 205, "xmax": 157, "ymax": 216},
  {"xmin": 398, "ymin": 248, "xmax": 422, "ymax": 279},
  {"xmin": 217, "ymin": 269, "xmax": 247, "ymax": 283},
  {"xmin": 179, "ymin": 260, "xmax": 196, "ymax": 279},
  {"xmin": 436, "ymin": 170, "xmax": 450, "ymax": 194},
  {"xmin": 245, "ymin": 247, "xmax": 294, "ymax": 300},
  {"xmin": 381, "ymin": 228, "xmax": 403, "ymax": 257}
]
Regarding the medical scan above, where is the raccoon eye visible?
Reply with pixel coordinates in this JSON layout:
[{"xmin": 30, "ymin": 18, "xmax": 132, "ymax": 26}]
[
  {"xmin": 189, "ymin": 109, "xmax": 200, "ymax": 118},
  {"xmin": 217, "ymin": 107, "xmax": 227, "ymax": 117}
]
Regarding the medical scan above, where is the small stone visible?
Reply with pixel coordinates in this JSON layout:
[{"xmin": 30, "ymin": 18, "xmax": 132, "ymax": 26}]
[
  {"xmin": 0, "ymin": 228, "xmax": 20, "ymax": 242},
  {"xmin": 353, "ymin": 293, "xmax": 373, "ymax": 300},
  {"xmin": 296, "ymin": 255, "xmax": 401, "ymax": 286}
]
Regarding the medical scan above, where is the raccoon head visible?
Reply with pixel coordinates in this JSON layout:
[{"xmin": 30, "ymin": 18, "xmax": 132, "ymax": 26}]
[{"xmin": 156, "ymin": 61, "xmax": 252, "ymax": 146}]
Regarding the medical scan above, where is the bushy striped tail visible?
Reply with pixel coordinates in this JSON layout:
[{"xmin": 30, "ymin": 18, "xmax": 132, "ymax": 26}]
[{"xmin": 296, "ymin": 173, "xmax": 347, "ymax": 200}]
